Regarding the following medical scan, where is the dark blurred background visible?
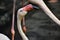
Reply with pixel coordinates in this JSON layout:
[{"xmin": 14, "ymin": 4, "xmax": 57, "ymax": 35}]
[{"xmin": 0, "ymin": 0, "xmax": 60, "ymax": 40}]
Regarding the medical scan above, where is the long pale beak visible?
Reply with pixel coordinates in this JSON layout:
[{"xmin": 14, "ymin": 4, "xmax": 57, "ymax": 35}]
[{"xmin": 29, "ymin": 0, "xmax": 60, "ymax": 26}]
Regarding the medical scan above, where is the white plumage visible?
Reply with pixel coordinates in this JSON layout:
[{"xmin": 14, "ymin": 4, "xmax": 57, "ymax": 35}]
[
  {"xmin": 0, "ymin": 33, "xmax": 10, "ymax": 40},
  {"xmin": 17, "ymin": 8, "xmax": 29, "ymax": 40}
]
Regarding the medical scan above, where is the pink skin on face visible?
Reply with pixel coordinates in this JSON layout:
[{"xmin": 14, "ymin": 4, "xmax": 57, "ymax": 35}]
[
  {"xmin": 21, "ymin": 4, "xmax": 33, "ymax": 33},
  {"xmin": 22, "ymin": 4, "xmax": 33, "ymax": 11}
]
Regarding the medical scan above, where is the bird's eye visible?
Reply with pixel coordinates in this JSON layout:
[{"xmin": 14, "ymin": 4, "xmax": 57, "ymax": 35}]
[{"xmin": 20, "ymin": 10, "xmax": 23, "ymax": 12}]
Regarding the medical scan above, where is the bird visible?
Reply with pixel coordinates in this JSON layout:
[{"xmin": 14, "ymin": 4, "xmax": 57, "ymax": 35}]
[
  {"xmin": 17, "ymin": 9, "xmax": 28, "ymax": 40},
  {"xmin": 17, "ymin": 4, "xmax": 33, "ymax": 40},
  {"xmin": 17, "ymin": 4, "xmax": 39, "ymax": 40}
]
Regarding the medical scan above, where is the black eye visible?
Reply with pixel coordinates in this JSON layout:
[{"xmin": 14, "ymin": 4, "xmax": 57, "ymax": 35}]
[{"xmin": 20, "ymin": 10, "xmax": 23, "ymax": 12}]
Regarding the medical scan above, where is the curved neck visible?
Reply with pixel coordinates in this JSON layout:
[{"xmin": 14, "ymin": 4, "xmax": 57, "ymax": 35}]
[{"xmin": 17, "ymin": 11, "xmax": 28, "ymax": 40}]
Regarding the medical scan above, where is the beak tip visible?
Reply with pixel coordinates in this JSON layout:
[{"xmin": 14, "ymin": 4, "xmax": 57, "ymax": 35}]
[{"xmin": 32, "ymin": 5, "xmax": 39, "ymax": 9}]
